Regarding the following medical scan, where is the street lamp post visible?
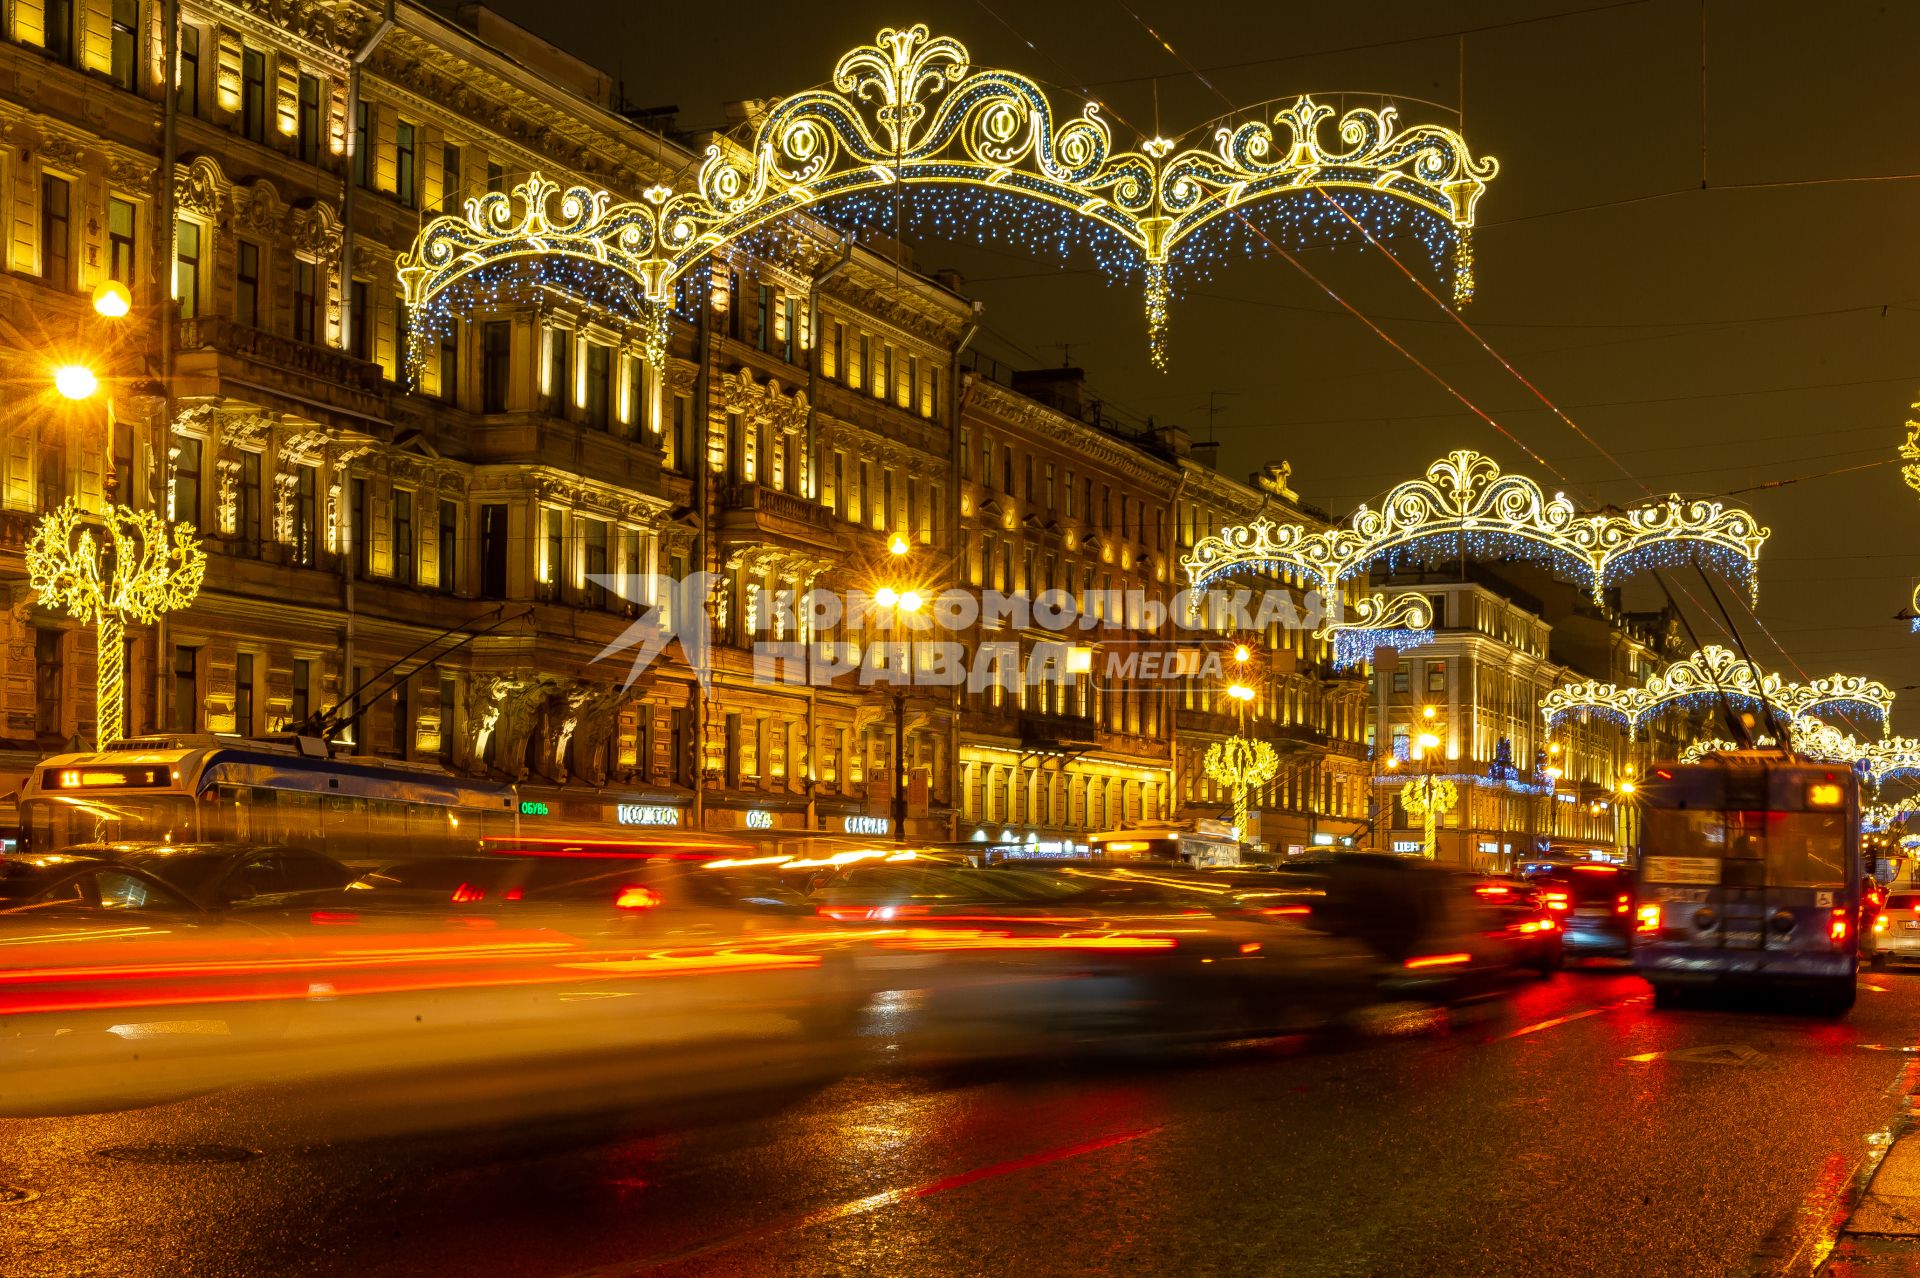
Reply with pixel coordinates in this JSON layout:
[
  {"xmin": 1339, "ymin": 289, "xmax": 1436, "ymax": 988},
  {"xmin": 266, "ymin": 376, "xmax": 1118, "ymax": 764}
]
[
  {"xmin": 876, "ymin": 536, "xmax": 926, "ymax": 847},
  {"xmin": 1398, "ymin": 704, "xmax": 1457, "ymax": 861},
  {"xmin": 26, "ymin": 281, "xmax": 204, "ymax": 750}
]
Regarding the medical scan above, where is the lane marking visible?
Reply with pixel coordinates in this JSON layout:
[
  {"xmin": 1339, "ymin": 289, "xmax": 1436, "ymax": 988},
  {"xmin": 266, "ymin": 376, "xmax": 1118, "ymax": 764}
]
[
  {"xmin": 1624, "ymin": 1043, "xmax": 1763, "ymax": 1066},
  {"xmin": 1490, "ymin": 993, "xmax": 1646, "ymax": 1043},
  {"xmin": 595, "ymin": 1124, "xmax": 1164, "ymax": 1275}
]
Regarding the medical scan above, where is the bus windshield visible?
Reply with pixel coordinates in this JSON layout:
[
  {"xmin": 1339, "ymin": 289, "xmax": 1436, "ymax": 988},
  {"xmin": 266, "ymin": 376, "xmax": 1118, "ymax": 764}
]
[
  {"xmin": 1645, "ymin": 808, "xmax": 1848, "ymax": 888},
  {"xmin": 26, "ymin": 794, "xmax": 198, "ymax": 850}
]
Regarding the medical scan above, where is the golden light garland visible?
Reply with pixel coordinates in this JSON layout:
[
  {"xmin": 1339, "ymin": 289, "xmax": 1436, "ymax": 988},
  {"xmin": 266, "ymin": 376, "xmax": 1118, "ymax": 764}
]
[
  {"xmin": 1184, "ymin": 450, "xmax": 1769, "ymax": 610},
  {"xmin": 1901, "ymin": 406, "xmax": 1920, "ymax": 628},
  {"xmin": 1399, "ymin": 775, "xmax": 1458, "ymax": 860},
  {"xmin": 397, "ymin": 25, "xmax": 1495, "ymax": 378},
  {"xmin": 26, "ymin": 500, "xmax": 206, "ymax": 748},
  {"xmin": 1542, "ymin": 644, "xmax": 1892, "ymax": 741},
  {"xmin": 1203, "ymin": 735, "xmax": 1279, "ymax": 843}
]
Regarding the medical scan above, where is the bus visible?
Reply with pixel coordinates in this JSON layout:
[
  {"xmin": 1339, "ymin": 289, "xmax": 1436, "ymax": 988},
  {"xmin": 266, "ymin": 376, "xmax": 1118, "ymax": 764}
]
[
  {"xmin": 19, "ymin": 735, "xmax": 519, "ymax": 866},
  {"xmin": 1086, "ymin": 827, "xmax": 1243, "ymax": 868},
  {"xmin": 1634, "ymin": 754, "xmax": 1860, "ymax": 1013}
]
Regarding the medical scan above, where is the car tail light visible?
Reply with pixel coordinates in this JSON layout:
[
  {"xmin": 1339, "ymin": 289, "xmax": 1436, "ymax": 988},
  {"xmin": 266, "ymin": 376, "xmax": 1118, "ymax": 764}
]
[
  {"xmin": 816, "ymin": 904, "xmax": 929, "ymax": 921},
  {"xmin": 1259, "ymin": 905, "xmax": 1311, "ymax": 916},
  {"xmin": 309, "ymin": 910, "xmax": 359, "ymax": 925},
  {"xmin": 451, "ymin": 882, "xmax": 486, "ymax": 903},
  {"xmin": 1542, "ymin": 890, "xmax": 1570, "ymax": 912},
  {"xmin": 1404, "ymin": 952, "xmax": 1472, "ymax": 969},
  {"xmin": 1615, "ymin": 893, "xmax": 1631, "ymax": 915},
  {"xmin": 504, "ymin": 887, "xmax": 524, "ymax": 902},
  {"xmin": 1830, "ymin": 909, "xmax": 1850, "ymax": 946},
  {"xmin": 1875, "ymin": 914, "xmax": 1889, "ymax": 934},
  {"xmin": 1517, "ymin": 919, "xmax": 1555, "ymax": 934},
  {"xmin": 1474, "ymin": 884, "xmax": 1511, "ymax": 899},
  {"xmin": 615, "ymin": 885, "xmax": 663, "ymax": 911},
  {"xmin": 1636, "ymin": 903, "xmax": 1661, "ymax": 934}
]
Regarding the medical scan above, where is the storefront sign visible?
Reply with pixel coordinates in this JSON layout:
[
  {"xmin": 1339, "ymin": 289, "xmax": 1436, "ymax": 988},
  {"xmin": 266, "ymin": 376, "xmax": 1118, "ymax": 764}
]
[
  {"xmin": 1392, "ymin": 840, "xmax": 1422, "ymax": 854},
  {"xmin": 745, "ymin": 810, "xmax": 775, "ymax": 830},
  {"xmin": 843, "ymin": 815, "xmax": 890, "ymax": 836},
  {"xmin": 616, "ymin": 803, "xmax": 680, "ymax": 827},
  {"xmin": 520, "ymin": 801, "xmax": 549, "ymax": 817}
]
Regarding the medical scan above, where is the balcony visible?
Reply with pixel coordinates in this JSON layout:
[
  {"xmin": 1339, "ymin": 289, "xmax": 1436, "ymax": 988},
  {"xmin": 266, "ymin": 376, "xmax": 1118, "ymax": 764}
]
[
  {"xmin": 1019, "ymin": 709, "xmax": 1099, "ymax": 752},
  {"xmin": 174, "ymin": 317, "xmax": 386, "ymax": 424},
  {"xmin": 717, "ymin": 481, "xmax": 842, "ymax": 552}
]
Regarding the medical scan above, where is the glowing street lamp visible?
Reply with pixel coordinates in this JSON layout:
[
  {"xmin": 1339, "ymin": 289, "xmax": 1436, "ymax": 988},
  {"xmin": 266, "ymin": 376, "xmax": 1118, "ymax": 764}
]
[
  {"xmin": 92, "ymin": 279, "xmax": 132, "ymax": 319},
  {"xmin": 1227, "ymin": 682, "xmax": 1256, "ymax": 703},
  {"xmin": 875, "ymin": 576, "xmax": 933, "ymax": 845},
  {"xmin": 53, "ymin": 364, "xmax": 99, "ymax": 401},
  {"xmin": 887, "ymin": 533, "xmax": 911, "ymax": 557}
]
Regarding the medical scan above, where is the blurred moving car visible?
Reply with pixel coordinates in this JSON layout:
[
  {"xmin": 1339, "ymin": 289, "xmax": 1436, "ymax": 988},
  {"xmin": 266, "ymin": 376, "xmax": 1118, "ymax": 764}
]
[
  {"xmin": 812, "ymin": 857, "xmax": 1381, "ymax": 1050},
  {"xmin": 61, "ymin": 842, "xmax": 358, "ymax": 911},
  {"xmin": 1521, "ymin": 862, "xmax": 1635, "ymax": 958}
]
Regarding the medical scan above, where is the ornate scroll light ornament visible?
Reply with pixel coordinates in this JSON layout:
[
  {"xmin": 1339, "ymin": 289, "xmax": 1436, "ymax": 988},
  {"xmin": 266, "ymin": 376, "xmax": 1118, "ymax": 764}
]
[
  {"xmin": 1678, "ymin": 738, "xmax": 1742, "ymax": 764},
  {"xmin": 26, "ymin": 500, "xmax": 206, "ymax": 749},
  {"xmin": 1868, "ymin": 737, "xmax": 1920, "ymax": 788},
  {"xmin": 1542, "ymin": 645, "xmax": 1893, "ymax": 742},
  {"xmin": 1398, "ymin": 776, "xmax": 1458, "ymax": 860},
  {"xmin": 1783, "ymin": 718, "xmax": 1870, "ymax": 767},
  {"xmin": 1863, "ymin": 799, "xmax": 1920, "ymax": 834},
  {"xmin": 396, "ymin": 25, "xmax": 1495, "ymax": 382},
  {"xmin": 1203, "ymin": 735, "xmax": 1279, "ymax": 843},
  {"xmin": 1327, "ymin": 591, "xmax": 1435, "ymax": 671}
]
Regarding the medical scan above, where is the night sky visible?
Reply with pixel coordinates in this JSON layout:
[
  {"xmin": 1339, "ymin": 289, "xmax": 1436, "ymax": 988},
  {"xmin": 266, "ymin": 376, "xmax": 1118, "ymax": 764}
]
[{"xmin": 484, "ymin": 0, "xmax": 1920, "ymax": 735}]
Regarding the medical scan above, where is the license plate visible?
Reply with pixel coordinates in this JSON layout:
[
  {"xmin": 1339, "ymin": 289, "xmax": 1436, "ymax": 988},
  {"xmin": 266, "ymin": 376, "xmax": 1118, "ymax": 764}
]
[
  {"xmin": 1573, "ymin": 908, "xmax": 1608, "ymax": 919},
  {"xmin": 1903, "ymin": 921, "xmax": 1918, "ymax": 931}
]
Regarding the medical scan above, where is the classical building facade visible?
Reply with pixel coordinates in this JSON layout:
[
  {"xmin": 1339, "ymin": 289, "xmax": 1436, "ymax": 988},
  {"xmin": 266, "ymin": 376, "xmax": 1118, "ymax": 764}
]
[
  {"xmin": 1367, "ymin": 565, "xmax": 1692, "ymax": 869},
  {"xmin": 0, "ymin": 0, "xmax": 1375, "ymax": 852}
]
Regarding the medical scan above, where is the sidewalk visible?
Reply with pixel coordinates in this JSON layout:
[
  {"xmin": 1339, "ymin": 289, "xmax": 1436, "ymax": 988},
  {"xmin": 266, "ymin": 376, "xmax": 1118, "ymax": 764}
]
[{"xmin": 1820, "ymin": 1126, "xmax": 1920, "ymax": 1274}]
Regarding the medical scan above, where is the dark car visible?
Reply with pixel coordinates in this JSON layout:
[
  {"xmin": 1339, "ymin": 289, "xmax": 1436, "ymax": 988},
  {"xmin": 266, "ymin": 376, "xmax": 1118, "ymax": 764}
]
[
  {"xmin": 1522, "ymin": 862, "xmax": 1635, "ymax": 957},
  {"xmin": 62, "ymin": 842, "xmax": 359, "ymax": 912},
  {"xmin": 0, "ymin": 852, "xmax": 205, "ymax": 918},
  {"xmin": 814, "ymin": 858, "xmax": 1380, "ymax": 1049}
]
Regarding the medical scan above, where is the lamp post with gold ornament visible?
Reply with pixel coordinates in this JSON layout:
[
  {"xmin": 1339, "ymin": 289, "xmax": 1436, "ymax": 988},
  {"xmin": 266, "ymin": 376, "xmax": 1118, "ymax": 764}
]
[
  {"xmin": 27, "ymin": 281, "xmax": 204, "ymax": 749},
  {"xmin": 1204, "ymin": 642, "xmax": 1279, "ymax": 848}
]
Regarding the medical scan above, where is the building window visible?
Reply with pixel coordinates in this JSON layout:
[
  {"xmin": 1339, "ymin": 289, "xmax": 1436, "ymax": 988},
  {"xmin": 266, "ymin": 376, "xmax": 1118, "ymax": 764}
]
[
  {"xmin": 390, "ymin": 678, "xmax": 409, "ymax": 756},
  {"xmin": 110, "ymin": 0, "xmax": 138, "ymax": 90},
  {"xmin": 541, "ymin": 508, "xmax": 563, "ymax": 602},
  {"xmin": 297, "ymin": 73, "xmax": 322, "ymax": 163},
  {"xmin": 171, "ymin": 645, "xmax": 199, "ymax": 731},
  {"xmin": 174, "ymin": 218, "xmax": 201, "ymax": 317},
  {"xmin": 348, "ymin": 280, "xmax": 369, "ymax": 360},
  {"xmin": 293, "ymin": 260, "xmax": 318, "ymax": 344},
  {"xmin": 34, "ymin": 629, "xmax": 62, "ymax": 739},
  {"xmin": 439, "ymin": 319, "xmax": 460, "ymax": 402},
  {"xmin": 857, "ymin": 333, "xmax": 870, "ymax": 393},
  {"xmin": 238, "ymin": 451, "xmax": 261, "ymax": 553},
  {"xmin": 107, "ymin": 197, "xmax": 135, "ymax": 292},
  {"xmin": 584, "ymin": 520, "xmax": 608, "ymax": 609},
  {"xmin": 234, "ymin": 653, "xmax": 255, "ymax": 735},
  {"xmin": 290, "ymin": 658, "xmax": 311, "ymax": 729},
  {"xmin": 482, "ymin": 320, "xmax": 511, "ymax": 412},
  {"xmin": 394, "ymin": 119, "xmax": 416, "ymax": 208},
  {"xmin": 584, "ymin": 342, "xmax": 611, "ymax": 430},
  {"xmin": 1002, "ymin": 447, "xmax": 1014, "ymax": 494},
  {"xmin": 353, "ymin": 100, "xmax": 369, "ymax": 187},
  {"xmin": 40, "ymin": 174, "xmax": 70, "ymax": 289},
  {"xmin": 755, "ymin": 284, "xmax": 770, "ymax": 352},
  {"xmin": 45, "ymin": 0, "xmax": 73, "ymax": 62},
  {"xmin": 438, "ymin": 675, "xmax": 457, "ymax": 762},
  {"xmin": 293, "ymin": 465, "xmax": 317, "ymax": 565},
  {"xmin": 393, "ymin": 488, "xmax": 413, "ymax": 585},
  {"xmin": 959, "ymin": 430, "xmax": 970, "ymax": 480},
  {"xmin": 881, "ymin": 345, "xmax": 894, "ymax": 402},
  {"xmin": 178, "ymin": 25, "xmax": 200, "ymax": 117},
  {"xmin": 782, "ymin": 295, "xmax": 796, "ymax": 362},
  {"xmin": 725, "ymin": 271, "xmax": 741, "ymax": 341},
  {"xmin": 1426, "ymin": 660, "xmax": 1447, "ymax": 695},
  {"xmin": 442, "ymin": 144, "xmax": 461, "ymax": 202},
  {"xmin": 235, "ymin": 240, "xmax": 260, "ymax": 328},
  {"xmin": 1391, "ymin": 668, "xmax": 1409, "ymax": 694},
  {"xmin": 832, "ymin": 322, "xmax": 846, "ymax": 381},
  {"xmin": 438, "ymin": 499, "xmax": 457, "ymax": 593},
  {"xmin": 546, "ymin": 328, "xmax": 569, "ymax": 416},
  {"xmin": 173, "ymin": 435, "xmax": 201, "ymax": 525},
  {"xmin": 349, "ymin": 476, "xmax": 369, "ymax": 577},
  {"xmin": 479, "ymin": 504, "xmax": 508, "ymax": 599},
  {"xmin": 241, "ymin": 48, "xmax": 267, "ymax": 142},
  {"xmin": 671, "ymin": 393, "xmax": 692, "ymax": 471},
  {"xmin": 486, "ymin": 161, "xmax": 503, "ymax": 193}
]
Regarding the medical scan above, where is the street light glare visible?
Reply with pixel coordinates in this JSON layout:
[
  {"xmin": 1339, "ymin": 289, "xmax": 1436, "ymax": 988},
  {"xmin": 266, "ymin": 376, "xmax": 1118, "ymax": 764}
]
[
  {"xmin": 887, "ymin": 534, "xmax": 910, "ymax": 557},
  {"xmin": 1233, "ymin": 644, "xmax": 1251, "ymax": 663},
  {"xmin": 898, "ymin": 590, "xmax": 924, "ymax": 613},
  {"xmin": 1227, "ymin": 683, "xmax": 1255, "ymax": 702},
  {"xmin": 1422, "ymin": 704, "xmax": 1437, "ymax": 720},
  {"xmin": 874, "ymin": 587, "xmax": 899, "ymax": 608},
  {"xmin": 1417, "ymin": 732, "xmax": 1440, "ymax": 751},
  {"xmin": 92, "ymin": 280, "xmax": 132, "ymax": 318},
  {"xmin": 53, "ymin": 364, "xmax": 99, "ymax": 400}
]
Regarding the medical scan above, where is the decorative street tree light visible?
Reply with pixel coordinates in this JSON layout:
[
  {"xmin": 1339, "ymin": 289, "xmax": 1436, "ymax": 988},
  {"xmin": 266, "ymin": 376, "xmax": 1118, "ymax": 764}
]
[
  {"xmin": 26, "ymin": 501, "xmax": 205, "ymax": 749},
  {"xmin": 1396, "ymin": 704, "xmax": 1458, "ymax": 860},
  {"xmin": 1203, "ymin": 643, "xmax": 1279, "ymax": 846},
  {"xmin": 875, "ymin": 534, "xmax": 929, "ymax": 846}
]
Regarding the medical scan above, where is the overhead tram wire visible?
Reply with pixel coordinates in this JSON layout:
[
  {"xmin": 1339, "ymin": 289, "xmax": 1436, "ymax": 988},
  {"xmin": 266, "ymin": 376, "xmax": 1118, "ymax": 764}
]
[{"xmin": 1102, "ymin": 3, "xmax": 1868, "ymax": 696}]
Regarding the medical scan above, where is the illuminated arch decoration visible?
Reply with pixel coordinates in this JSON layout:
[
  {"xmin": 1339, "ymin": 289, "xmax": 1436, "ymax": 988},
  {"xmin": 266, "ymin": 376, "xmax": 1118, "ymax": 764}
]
[
  {"xmin": 1864, "ymin": 799, "xmax": 1920, "ymax": 834},
  {"xmin": 1542, "ymin": 645, "xmax": 1894, "ymax": 741},
  {"xmin": 1183, "ymin": 451, "xmax": 1768, "ymax": 664},
  {"xmin": 396, "ymin": 24, "xmax": 1496, "ymax": 380},
  {"xmin": 1868, "ymin": 737, "xmax": 1920, "ymax": 788},
  {"xmin": 1678, "ymin": 738, "xmax": 1741, "ymax": 764}
]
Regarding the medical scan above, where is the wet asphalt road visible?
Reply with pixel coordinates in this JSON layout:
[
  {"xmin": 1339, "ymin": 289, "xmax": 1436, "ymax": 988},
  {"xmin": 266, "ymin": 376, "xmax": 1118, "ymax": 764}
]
[{"xmin": 3, "ymin": 962, "xmax": 1920, "ymax": 1278}]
